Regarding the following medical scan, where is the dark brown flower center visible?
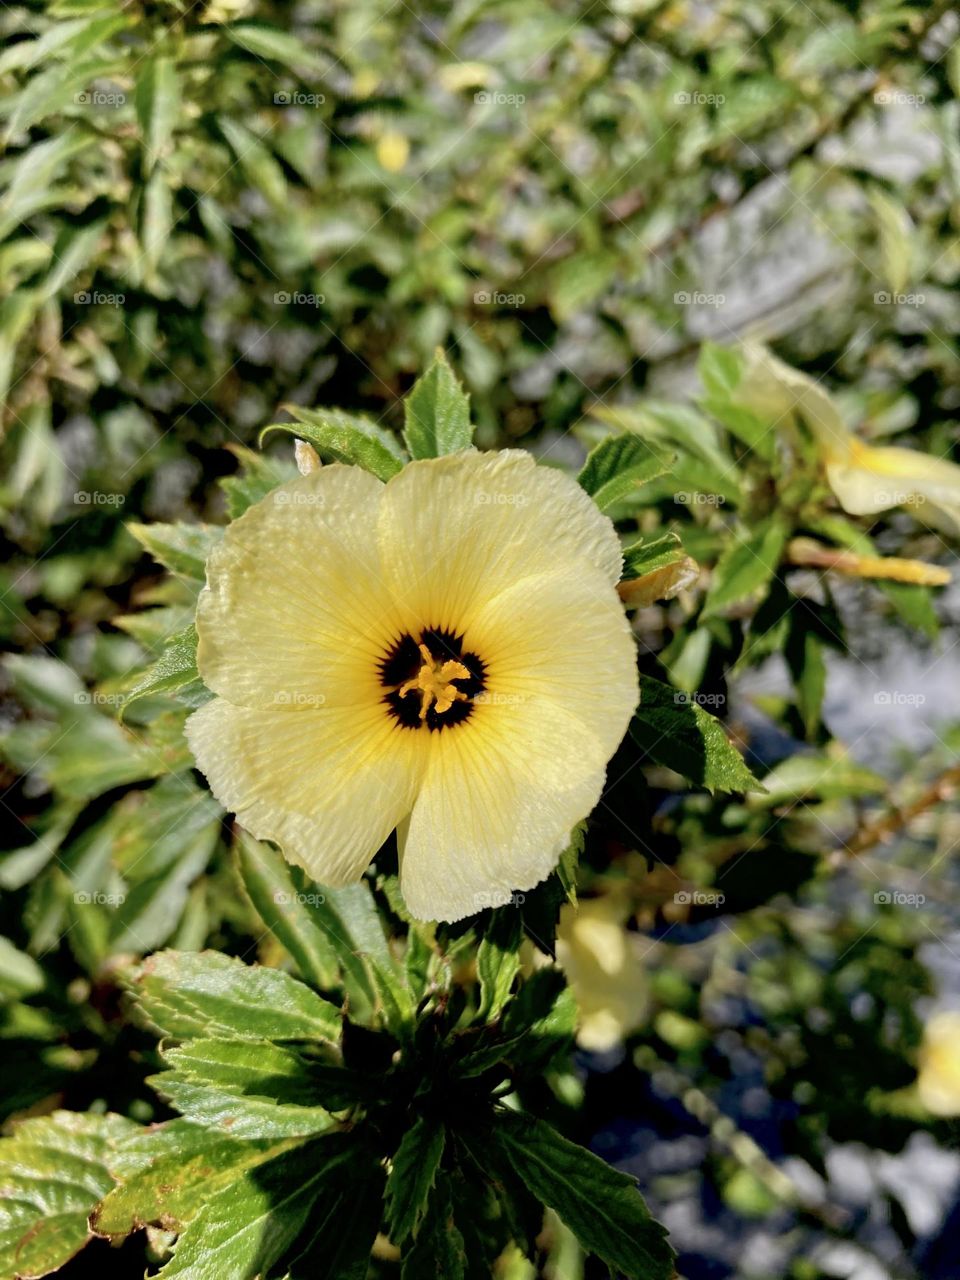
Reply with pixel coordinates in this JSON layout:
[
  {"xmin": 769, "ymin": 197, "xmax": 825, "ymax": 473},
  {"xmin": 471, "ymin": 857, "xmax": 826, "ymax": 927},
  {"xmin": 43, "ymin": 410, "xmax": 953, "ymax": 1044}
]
[{"xmin": 380, "ymin": 628, "xmax": 486, "ymax": 730}]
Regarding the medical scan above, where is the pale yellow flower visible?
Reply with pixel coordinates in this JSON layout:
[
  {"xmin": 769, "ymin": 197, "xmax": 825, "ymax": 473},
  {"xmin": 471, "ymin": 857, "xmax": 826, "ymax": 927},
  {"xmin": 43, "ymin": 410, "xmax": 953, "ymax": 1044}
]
[
  {"xmin": 556, "ymin": 896, "xmax": 648, "ymax": 1051},
  {"xmin": 917, "ymin": 1011, "xmax": 960, "ymax": 1116},
  {"xmin": 186, "ymin": 451, "xmax": 638, "ymax": 922},
  {"xmin": 737, "ymin": 344, "xmax": 960, "ymax": 535}
]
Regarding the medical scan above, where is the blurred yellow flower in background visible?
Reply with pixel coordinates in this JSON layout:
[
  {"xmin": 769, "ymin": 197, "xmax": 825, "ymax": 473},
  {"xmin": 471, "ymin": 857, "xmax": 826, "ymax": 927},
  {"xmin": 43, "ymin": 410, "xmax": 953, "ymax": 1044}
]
[
  {"xmin": 186, "ymin": 451, "xmax": 638, "ymax": 922},
  {"xmin": 557, "ymin": 895, "xmax": 648, "ymax": 1051},
  {"xmin": 737, "ymin": 344, "xmax": 960, "ymax": 536},
  {"xmin": 917, "ymin": 1011, "xmax": 960, "ymax": 1116}
]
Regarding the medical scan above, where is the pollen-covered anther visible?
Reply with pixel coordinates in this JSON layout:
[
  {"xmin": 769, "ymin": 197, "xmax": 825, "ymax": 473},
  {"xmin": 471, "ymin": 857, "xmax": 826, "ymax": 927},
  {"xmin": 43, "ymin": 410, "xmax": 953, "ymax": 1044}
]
[{"xmin": 398, "ymin": 643, "xmax": 471, "ymax": 720}]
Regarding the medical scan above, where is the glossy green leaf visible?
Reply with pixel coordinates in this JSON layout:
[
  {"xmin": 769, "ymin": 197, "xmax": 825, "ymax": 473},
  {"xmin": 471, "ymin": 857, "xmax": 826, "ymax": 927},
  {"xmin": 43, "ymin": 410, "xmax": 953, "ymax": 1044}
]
[
  {"xmin": 489, "ymin": 1111, "xmax": 674, "ymax": 1280},
  {"xmin": 630, "ymin": 676, "xmax": 761, "ymax": 793},
  {"xmin": 402, "ymin": 350, "xmax": 473, "ymax": 459},
  {"xmin": 578, "ymin": 435, "xmax": 673, "ymax": 512},
  {"xmin": 125, "ymin": 950, "xmax": 341, "ymax": 1044}
]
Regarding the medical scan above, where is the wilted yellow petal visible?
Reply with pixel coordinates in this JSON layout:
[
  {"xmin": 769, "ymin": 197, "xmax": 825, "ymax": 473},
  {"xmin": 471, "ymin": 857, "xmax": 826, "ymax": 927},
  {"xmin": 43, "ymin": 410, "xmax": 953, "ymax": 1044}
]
[
  {"xmin": 786, "ymin": 537, "xmax": 950, "ymax": 586},
  {"xmin": 618, "ymin": 556, "xmax": 699, "ymax": 608}
]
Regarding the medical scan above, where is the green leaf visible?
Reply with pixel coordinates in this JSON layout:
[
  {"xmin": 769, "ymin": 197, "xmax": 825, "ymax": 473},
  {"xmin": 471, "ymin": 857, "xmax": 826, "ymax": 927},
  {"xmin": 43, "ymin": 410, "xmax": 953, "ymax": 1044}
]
[
  {"xmin": 751, "ymin": 754, "xmax": 887, "ymax": 807},
  {"xmin": 0, "ymin": 934, "xmax": 45, "ymax": 1002},
  {"xmin": 400, "ymin": 1179, "xmax": 466, "ymax": 1280},
  {"xmin": 122, "ymin": 624, "xmax": 207, "ymax": 713},
  {"xmin": 237, "ymin": 840, "xmax": 411, "ymax": 1030},
  {"xmin": 218, "ymin": 116, "xmax": 288, "ymax": 207},
  {"xmin": 630, "ymin": 676, "xmax": 761, "ymax": 793},
  {"xmin": 157, "ymin": 1134, "xmax": 371, "ymax": 1280},
  {"xmin": 220, "ymin": 444, "xmax": 297, "ymax": 518},
  {"xmin": 262, "ymin": 408, "xmax": 404, "ymax": 482},
  {"xmin": 385, "ymin": 1115, "xmax": 446, "ymax": 1244},
  {"xmin": 235, "ymin": 836, "xmax": 341, "ymax": 991},
  {"xmin": 127, "ymin": 522, "xmax": 223, "ymax": 581},
  {"xmin": 134, "ymin": 56, "xmax": 179, "ymax": 174},
  {"xmin": 224, "ymin": 23, "xmax": 332, "ymax": 76},
  {"xmin": 0, "ymin": 1111, "xmax": 139, "ymax": 1280},
  {"xmin": 93, "ymin": 1120, "xmax": 287, "ymax": 1240},
  {"xmin": 578, "ymin": 435, "xmax": 673, "ymax": 512},
  {"xmin": 477, "ymin": 908, "xmax": 523, "ymax": 1022},
  {"xmin": 402, "ymin": 350, "xmax": 473, "ymax": 459},
  {"xmin": 489, "ymin": 1112, "xmax": 674, "ymax": 1280},
  {"xmin": 125, "ymin": 950, "xmax": 341, "ymax": 1044},
  {"xmin": 148, "ymin": 1069, "xmax": 337, "ymax": 1140},
  {"xmin": 702, "ymin": 516, "xmax": 790, "ymax": 617},
  {"xmin": 697, "ymin": 342, "xmax": 742, "ymax": 399}
]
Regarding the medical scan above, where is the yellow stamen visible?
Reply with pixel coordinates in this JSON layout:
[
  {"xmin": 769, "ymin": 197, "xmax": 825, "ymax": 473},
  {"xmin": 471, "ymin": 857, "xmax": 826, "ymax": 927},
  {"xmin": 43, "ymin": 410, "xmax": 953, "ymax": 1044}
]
[{"xmin": 398, "ymin": 643, "xmax": 471, "ymax": 720}]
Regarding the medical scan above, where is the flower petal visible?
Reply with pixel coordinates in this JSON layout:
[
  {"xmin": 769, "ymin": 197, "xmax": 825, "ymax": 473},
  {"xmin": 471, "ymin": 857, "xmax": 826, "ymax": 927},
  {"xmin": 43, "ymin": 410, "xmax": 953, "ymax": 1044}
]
[
  {"xmin": 196, "ymin": 465, "xmax": 406, "ymax": 709},
  {"xmin": 186, "ymin": 698, "xmax": 424, "ymax": 885},
  {"xmin": 376, "ymin": 450, "xmax": 623, "ymax": 636},
  {"xmin": 461, "ymin": 566, "xmax": 639, "ymax": 739},
  {"xmin": 398, "ymin": 697, "xmax": 612, "ymax": 922}
]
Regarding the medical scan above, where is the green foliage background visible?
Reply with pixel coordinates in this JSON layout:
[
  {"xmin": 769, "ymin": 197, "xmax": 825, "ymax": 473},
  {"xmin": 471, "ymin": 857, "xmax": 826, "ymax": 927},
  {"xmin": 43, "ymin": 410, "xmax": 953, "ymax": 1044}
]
[{"xmin": 1, "ymin": 1, "xmax": 959, "ymax": 1278}]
